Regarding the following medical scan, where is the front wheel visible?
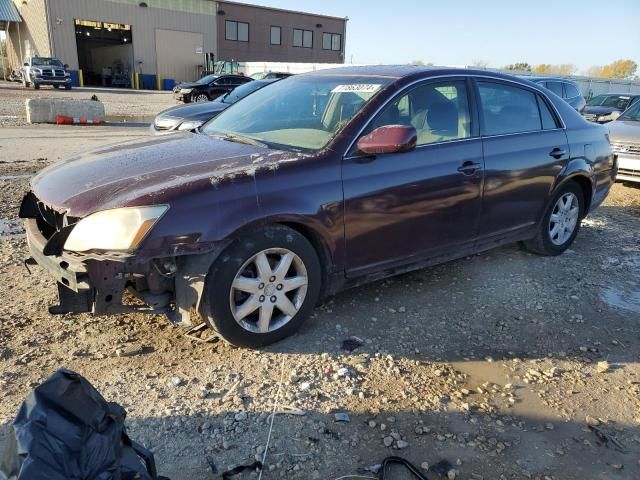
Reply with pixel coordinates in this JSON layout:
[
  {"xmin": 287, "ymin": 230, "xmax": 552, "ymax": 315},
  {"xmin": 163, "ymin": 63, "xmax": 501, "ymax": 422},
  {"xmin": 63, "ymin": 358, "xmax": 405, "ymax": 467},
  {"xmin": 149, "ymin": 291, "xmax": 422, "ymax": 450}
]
[
  {"xmin": 523, "ymin": 181, "xmax": 584, "ymax": 256},
  {"xmin": 201, "ymin": 226, "xmax": 321, "ymax": 348},
  {"xmin": 192, "ymin": 93, "xmax": 209, "ymax": 103}
]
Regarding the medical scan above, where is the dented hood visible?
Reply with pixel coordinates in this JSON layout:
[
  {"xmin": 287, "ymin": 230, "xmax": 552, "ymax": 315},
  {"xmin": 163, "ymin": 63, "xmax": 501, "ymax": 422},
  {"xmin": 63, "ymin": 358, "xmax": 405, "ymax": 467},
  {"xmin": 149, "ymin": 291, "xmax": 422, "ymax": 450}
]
[{"xmin": 31, "ymin": 133, "xmax": 299, "ymax": 218}]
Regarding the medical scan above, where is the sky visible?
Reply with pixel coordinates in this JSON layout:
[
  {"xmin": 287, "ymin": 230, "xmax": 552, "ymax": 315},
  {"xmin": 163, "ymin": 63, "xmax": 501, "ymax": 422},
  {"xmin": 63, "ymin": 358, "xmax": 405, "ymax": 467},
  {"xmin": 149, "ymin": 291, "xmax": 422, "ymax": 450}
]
[{"xmin": 245, "ymin": 0, "xmax": 640, "ymax": 73}]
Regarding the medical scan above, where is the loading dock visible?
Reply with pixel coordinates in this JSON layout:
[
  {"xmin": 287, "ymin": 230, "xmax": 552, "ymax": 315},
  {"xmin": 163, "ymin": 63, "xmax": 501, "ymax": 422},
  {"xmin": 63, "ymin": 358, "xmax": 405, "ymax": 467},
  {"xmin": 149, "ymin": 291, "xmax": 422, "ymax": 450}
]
[{"xmin": 74, "ymin": 19, "xmax": 132, "ymax": 87}]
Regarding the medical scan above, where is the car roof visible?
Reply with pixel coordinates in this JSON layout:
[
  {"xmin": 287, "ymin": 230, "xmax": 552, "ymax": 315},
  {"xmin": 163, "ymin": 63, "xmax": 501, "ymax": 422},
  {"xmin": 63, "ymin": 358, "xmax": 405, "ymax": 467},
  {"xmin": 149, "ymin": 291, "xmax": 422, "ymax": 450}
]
[
  {"xmin": 303, "ymin": 65, "xmax": 530, "ymax": 83},
  {"xmin": 593, "ymin": 92, "xmax": 639, "ymax": 97},
  {"xmin": 526, "ymin": 76, "xmax": 577, "ymax": 84}
]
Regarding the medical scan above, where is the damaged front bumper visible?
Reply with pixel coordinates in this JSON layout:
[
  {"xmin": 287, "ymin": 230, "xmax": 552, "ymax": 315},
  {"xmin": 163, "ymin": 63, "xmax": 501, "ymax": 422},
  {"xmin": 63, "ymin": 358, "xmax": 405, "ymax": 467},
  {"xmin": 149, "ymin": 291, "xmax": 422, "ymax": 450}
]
[
  {"xmin": 20, "ymin": 192, "xmax": 227, "ymax": 324},
  {"xmin": 25, "ymin": 217, "xmax": 171, "ymax": 316}
]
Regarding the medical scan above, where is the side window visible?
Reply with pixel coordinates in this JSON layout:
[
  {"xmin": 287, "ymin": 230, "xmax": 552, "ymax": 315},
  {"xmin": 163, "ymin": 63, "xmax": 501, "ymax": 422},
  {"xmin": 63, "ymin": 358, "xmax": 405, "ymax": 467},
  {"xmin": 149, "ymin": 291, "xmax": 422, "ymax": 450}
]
[
  {"xmin": 537, "ymin": 95, "xmax": 559, "ymax": 130},
  {"xmin": 478, "ymin": 82, "xmax": 542, "ymax": 135},
  {"xmin": 546, "ymin": 81, "xmax": 564, "ymax": 97},
  {"xmin": 564, "ymin": 83, "xmax": 581, "ymax": 99},
  {"xmin": 368, "ymin": 81, "xmax": 471, "ymax": 145}
]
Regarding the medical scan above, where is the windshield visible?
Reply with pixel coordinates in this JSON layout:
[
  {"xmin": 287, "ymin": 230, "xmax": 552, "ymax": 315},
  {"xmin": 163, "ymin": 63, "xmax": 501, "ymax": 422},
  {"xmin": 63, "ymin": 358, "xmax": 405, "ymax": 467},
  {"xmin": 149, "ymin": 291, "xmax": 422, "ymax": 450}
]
[
  {"xmin": 619, "ymin": 102, "xmax": 640, "ymax": 121},
  {"xmin": 587, "ymin": 94, "xmax": 631, "ymax": 109},
  {"xmin": 250, "ymin": 72, "xmax": 268, "ymax": 80},
  {"xmin": 32, "ymin": 57, "xmax": 64, "ymax": 67},
  {"xmin": 221, "ymin": 81, "xmax": 270, "ymax": 104},
  {"xmin": 203, "ymin": 75, "xmax": 392, "ymax": 151},
  {"xmin": 196, "ymin": 74, "xmax": 218, "ymax": 85}
]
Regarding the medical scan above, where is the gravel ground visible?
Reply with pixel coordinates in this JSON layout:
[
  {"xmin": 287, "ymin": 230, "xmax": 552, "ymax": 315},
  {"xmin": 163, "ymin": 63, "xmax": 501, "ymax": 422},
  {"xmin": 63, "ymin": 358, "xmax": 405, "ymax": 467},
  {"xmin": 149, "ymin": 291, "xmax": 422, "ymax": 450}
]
[
  {"xmin": 0, "ymin": 80, "xmax": 176, "ymax": 126},
  {"xmin": 1, "ymin": 122, "xmax": 640, "ymax": 480}
]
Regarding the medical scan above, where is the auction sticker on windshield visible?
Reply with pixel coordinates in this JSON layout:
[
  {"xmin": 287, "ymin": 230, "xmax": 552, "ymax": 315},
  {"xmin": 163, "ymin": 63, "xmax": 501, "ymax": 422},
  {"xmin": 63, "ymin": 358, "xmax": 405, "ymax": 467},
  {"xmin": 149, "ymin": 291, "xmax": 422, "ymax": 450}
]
[{"xmin": 332, "ymin": 84, "xmax": 382, "ymax": 93}]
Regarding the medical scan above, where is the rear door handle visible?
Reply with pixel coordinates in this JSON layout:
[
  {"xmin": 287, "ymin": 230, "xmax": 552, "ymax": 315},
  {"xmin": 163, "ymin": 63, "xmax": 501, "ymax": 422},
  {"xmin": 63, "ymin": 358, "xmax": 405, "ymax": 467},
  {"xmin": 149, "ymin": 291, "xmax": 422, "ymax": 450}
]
[
  {"xmin": 457, "ymin": 161, "xmax": 481, "ymax": 175},
  {"xmin": 549, "ymin": 147, "xmax": 567, "ymax": 159}
]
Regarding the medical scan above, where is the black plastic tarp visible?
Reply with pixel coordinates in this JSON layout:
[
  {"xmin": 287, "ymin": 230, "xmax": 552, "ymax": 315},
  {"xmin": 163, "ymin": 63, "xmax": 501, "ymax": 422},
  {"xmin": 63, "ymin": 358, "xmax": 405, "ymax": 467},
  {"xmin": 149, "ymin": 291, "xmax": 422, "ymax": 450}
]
[{"xmin": 0, "ymin": 369, "xmax": 161, "ymax": 480}]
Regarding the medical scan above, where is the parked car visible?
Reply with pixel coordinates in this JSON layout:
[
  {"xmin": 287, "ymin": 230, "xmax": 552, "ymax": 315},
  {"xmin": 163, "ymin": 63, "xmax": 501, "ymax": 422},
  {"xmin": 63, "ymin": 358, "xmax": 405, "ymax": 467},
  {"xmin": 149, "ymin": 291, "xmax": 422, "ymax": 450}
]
[
  {"xmin": 20, "ymin": 67, "xmax": 615, "ymax": 348},
  {"xmin": 172, "ymin": 74, "xmax": 252, "ymax": 103},
  {"xmin": 526, "ymin": 77, "xmax": 585, "ymax": 112},
  {"xmin": 151, "ymin": 79, "xmax": 279, "ymax": 135},
  {"xmin": 582, "ymin": 93, "xmax": 640, "ymax": 123},
  {"xmin": 250, "ymin": 71, "xmax": 293, "ymax": 80},
  {"xmin": 21, "ymin": 56, "xmax": 72, "ymax": 90},
  {"xmin": 608, "ymin": 101, "xmax": 640, "ymax": 183}
]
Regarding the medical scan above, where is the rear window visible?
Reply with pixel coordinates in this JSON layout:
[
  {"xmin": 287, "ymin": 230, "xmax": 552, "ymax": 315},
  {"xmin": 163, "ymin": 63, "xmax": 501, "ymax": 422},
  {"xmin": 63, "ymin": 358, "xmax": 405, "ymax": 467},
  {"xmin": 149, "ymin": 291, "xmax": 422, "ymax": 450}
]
[
  {"xmin": 564, "ymin": 83, "xmax": 581, "ymax": 99},
  {"xmin": 546, "ymin": 81, "xmax": 563, "ymax": 97},
  {"xmin": 478, "ymin": 82, "xmax": 543, "ymax": 135}
]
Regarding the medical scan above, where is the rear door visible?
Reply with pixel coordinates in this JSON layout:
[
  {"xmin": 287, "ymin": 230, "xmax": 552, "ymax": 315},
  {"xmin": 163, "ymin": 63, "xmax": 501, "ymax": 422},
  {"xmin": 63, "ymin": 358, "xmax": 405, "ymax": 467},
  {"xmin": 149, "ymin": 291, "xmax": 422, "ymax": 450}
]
[
  {"xmin": 343, "ymin": 78, "xmax": 484, "ymax": 276},
  {"xmin": 475, "ymin": 79, "xmax": 569, "ymax": 240}
]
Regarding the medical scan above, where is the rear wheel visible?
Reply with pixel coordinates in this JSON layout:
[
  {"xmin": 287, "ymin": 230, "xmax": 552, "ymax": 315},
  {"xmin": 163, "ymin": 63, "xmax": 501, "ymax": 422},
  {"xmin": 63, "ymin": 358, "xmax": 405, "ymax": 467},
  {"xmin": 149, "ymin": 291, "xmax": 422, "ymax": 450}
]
[
  {"xmin": 201, "ymin": 226, "xmax": 321, "ymax": 348},
  {"xmin": 523, "ymin": 181, "xmax": 583, "ymax": 256},
  {"xmin": 33, "ymin": 82, "xmax": 40, "ymax": 90},
  {"xmin": 53, "ymin": 84, "xmax": 60, "ymax": 89}
]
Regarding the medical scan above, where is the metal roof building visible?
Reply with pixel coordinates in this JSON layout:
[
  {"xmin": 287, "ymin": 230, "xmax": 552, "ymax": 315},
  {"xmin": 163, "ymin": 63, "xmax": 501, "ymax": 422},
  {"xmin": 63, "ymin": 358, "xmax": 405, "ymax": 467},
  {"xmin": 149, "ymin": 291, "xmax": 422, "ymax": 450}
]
[{"xmin": 4, "ymin": 0, "xmax": 346, "ymax": 89}]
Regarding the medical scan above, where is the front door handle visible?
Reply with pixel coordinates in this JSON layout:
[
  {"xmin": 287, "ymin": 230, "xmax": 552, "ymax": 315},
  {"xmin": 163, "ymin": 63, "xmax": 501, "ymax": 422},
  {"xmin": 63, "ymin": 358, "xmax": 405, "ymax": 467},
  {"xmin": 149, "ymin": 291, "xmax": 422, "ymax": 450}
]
[
  {"xmin": 549, "ymin": 147, "xmax": 567, "ymax": 159},
  {"xmin": 457, "ymin": 161, "xmax": 481, "ymax": 175}
]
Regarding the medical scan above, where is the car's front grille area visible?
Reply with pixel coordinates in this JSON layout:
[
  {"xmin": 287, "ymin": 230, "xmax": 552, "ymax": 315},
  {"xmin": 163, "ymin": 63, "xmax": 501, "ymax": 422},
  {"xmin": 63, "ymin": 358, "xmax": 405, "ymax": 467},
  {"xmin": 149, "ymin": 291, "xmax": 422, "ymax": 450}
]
[
  {"xmin": 19, "ymin": 192, "xmax": 68, "ymax": 239},
  {"xmin": 41, "ymin": 69, "xmax": 66, "ymax": 78},
  {"xmin": 612, "ymin": 142, "xmax": 640, "ymax": 156},
  {"xmin": 619, "ymin": 168, "xmax": 640, "ymax": 179}
]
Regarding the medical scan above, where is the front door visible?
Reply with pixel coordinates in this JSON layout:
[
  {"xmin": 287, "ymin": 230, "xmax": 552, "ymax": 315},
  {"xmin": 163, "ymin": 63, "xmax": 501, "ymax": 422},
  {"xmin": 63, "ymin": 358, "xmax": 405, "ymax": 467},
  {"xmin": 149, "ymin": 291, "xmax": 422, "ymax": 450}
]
[{"xmin": 343, "ymin": 79, "xmax": 484, "ymax": 277}]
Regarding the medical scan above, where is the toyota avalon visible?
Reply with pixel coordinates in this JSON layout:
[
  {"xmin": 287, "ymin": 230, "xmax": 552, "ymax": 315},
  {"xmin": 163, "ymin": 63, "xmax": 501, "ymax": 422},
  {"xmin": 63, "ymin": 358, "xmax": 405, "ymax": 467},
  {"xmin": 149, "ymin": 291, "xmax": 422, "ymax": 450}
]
[{"xmin": 20, "ymin": 66, "xmax": 616, "ymax": 348}]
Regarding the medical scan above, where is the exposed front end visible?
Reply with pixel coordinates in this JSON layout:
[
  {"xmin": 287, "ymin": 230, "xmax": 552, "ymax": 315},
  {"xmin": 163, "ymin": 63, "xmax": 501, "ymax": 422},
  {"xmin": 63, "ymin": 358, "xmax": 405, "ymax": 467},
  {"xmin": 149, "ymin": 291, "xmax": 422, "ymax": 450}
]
[
  {"xmin": 612, "ymin": 141, "xmax": 640, "ymax": 183},
  {"xmin": 19, "ymin": 192, "xmax": 178, "ymax": 317}
]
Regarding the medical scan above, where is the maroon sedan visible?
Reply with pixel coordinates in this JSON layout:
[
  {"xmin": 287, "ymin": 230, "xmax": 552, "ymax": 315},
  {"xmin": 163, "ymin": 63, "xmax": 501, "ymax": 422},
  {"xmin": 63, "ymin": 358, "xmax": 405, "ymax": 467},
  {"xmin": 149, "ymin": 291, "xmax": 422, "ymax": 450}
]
[{"xmin": 20, "ymin": 66, "xmax": 616, "ymax": 347}]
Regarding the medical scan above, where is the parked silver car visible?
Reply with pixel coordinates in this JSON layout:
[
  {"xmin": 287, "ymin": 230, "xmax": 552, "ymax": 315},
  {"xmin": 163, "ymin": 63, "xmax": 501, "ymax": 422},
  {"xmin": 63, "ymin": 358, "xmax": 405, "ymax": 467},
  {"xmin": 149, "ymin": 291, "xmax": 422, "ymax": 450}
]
[{"xmin": 608, "ymin": 101, "xmax": 640, "ymax": 183}]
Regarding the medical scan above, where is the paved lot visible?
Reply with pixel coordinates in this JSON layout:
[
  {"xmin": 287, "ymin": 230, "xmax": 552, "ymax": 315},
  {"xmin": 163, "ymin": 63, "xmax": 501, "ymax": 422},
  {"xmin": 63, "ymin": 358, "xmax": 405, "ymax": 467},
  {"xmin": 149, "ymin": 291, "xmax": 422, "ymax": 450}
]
[{"xmin": 1, "ymin": 117, "xmax": 640, "ymax": 478}]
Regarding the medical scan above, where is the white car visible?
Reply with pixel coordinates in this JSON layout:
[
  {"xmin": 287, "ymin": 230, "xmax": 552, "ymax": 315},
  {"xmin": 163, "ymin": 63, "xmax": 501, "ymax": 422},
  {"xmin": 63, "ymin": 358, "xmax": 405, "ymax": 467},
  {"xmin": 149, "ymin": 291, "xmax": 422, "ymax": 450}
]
[{"xmin": 608, "ymin": 101, "xmax": 640, "ymax": 183}]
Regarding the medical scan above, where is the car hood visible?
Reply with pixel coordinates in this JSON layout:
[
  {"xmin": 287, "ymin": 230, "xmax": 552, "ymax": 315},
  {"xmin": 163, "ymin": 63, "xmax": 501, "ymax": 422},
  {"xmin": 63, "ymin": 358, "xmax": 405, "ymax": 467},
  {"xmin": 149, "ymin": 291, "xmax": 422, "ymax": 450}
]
[
  {"xmin": 158, "ymin": 100, "xmax": 228, "ymax": 120},
  {"xmin": 608, "ymin": 119, "xmax": 640, "ymax": 143},
  {"xmin": 176, "ymin": 82, "xmax": 204, "ymax": 90},
  {"xmin": 31, "ymin": 134, "xmax": 301, "ymax": 218},
  {"xmin": 583, "ymin": 105, "xmax": 621, "ymax": 115}
]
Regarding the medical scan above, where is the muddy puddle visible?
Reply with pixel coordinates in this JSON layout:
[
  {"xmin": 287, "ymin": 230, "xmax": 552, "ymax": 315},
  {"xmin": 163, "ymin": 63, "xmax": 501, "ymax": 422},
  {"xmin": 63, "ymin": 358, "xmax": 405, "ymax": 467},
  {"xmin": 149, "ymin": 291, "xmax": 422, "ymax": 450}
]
[
  {"xmin": 602, "ymin": 287, "xmax": 640, "ymax": 314},
  {"xmin": 0, "ymin": 174, "xmax": 31, "ymax": 181}
]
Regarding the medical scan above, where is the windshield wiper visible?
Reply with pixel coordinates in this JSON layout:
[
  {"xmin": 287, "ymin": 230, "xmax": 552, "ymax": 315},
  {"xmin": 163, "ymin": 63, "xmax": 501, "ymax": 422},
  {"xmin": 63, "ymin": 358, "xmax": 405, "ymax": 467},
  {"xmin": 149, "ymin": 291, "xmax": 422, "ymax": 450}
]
[{"xmin": 220, "ymin": 133, "xmax": 267, "ymax": 148}]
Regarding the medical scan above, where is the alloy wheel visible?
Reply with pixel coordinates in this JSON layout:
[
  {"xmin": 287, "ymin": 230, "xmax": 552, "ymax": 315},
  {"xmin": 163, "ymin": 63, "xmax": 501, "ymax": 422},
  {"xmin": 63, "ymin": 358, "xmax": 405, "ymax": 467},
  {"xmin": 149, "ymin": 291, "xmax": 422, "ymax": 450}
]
[
  {"xmin": 548, "ymin": 192, "xmax": 579, "ymax": 245},
  {"xmin": 194, "ymin": 94, "xmax": 209, "ymax": 102},
  {"xmin": 229, "ymin": 248, "xmax": 308, "ymax": 334}
]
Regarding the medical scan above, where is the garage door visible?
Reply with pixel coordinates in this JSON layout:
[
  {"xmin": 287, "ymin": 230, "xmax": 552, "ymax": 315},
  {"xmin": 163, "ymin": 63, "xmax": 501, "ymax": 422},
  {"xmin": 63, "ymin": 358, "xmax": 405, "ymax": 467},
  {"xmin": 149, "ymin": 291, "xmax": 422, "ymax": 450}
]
[{"xmin": 155, "ymin": 29, "xmax": 204, "ymax": 83}]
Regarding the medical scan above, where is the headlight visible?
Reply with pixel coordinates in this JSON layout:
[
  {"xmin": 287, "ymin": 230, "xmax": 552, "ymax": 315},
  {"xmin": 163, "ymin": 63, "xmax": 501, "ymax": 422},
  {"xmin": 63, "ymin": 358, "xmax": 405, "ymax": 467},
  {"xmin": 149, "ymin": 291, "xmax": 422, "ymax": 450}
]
[
  {"xmin": 32, "ymin": 69, "xmax": 41, "ymax": 77},
  {"xmin": 64, "ymin": 205, "xmax": 168, "ymax": 252},
  {"xmin": 177, "ymin": 120, "xmax": 204, "ymax": 131},
  {"xmin": 180, "ymin": 88, "xmax": 193, "ymax": 94}
]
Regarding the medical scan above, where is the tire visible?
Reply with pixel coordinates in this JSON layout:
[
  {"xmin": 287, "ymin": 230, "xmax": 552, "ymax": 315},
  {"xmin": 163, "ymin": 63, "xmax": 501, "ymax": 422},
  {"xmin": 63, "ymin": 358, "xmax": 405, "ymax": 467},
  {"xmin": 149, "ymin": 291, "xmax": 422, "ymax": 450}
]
[
  {"xmin": 65, "ymin": 85, "xmax": 72, "ymax": 90},
  {"xmin": 523, "ymin": 181, "xmax": 584, "ymax": 256},
  {"xmin": 201, "ymin": 225, "xmax": 322, "ymax": 348},
  {"xmin": 192, "ymin": 93, "xmax": 209, "ymax": 103},
  {"xmin": 33, "ymin": 82, "xmax": 40, "ymax": 90},
  {"xmin": 53, "ymin": 85, "xmax": 60, "ymax": 89}
]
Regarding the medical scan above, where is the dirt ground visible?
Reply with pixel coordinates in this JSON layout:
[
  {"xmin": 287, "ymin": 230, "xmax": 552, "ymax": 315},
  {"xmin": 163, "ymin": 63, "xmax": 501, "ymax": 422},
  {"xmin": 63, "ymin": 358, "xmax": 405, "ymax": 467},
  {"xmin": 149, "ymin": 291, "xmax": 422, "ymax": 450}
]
[{"xmin": 1, "ymin": 109, "xmax": 640, "ymax": 479}]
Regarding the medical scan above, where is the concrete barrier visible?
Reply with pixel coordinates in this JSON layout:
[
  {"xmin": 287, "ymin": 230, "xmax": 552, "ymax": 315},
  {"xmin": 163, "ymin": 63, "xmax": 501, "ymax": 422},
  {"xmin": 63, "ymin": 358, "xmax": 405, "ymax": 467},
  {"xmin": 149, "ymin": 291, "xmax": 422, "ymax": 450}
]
[{"xmin": 25, "ymin": 98, "xmax": 106, "ymax": 124}]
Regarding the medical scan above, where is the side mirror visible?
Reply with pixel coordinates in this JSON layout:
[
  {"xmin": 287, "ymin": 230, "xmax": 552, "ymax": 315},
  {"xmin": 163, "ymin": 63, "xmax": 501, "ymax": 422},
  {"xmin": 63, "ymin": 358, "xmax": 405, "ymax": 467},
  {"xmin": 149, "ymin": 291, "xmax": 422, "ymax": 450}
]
[
  {"xmin": 23, "ymin": 63, "xmax": 29, "ymax": 67},
  {"xmin": 63, "ymin": 64, "xmax": 69, "ymax": 69},
  {"xmin": 356, "ymin": 125, "xmax": 417, "ymax": 155}
]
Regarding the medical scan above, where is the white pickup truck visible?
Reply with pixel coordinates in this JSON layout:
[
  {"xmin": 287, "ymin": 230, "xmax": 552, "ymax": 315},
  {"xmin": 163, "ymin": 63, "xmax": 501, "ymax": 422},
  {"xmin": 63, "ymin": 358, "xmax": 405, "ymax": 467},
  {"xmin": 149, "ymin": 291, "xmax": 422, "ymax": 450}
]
[{"xmin": 21, "ymin": 56, "xmax": 72, "ymax": 90}]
